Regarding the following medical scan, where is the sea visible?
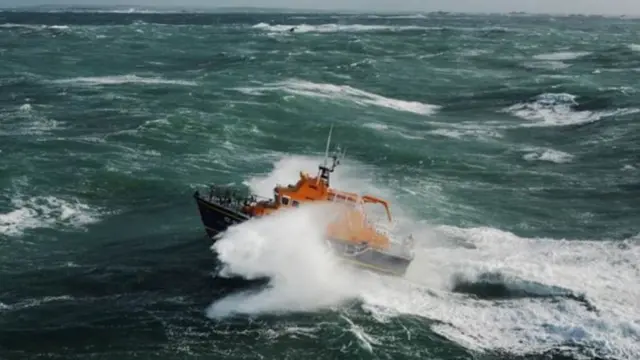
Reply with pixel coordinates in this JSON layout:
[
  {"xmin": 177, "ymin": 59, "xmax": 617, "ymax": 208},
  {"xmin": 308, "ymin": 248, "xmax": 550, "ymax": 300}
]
[{"xmin": 1, "ymin": 8, "xmax": 639, "ymax": 360}]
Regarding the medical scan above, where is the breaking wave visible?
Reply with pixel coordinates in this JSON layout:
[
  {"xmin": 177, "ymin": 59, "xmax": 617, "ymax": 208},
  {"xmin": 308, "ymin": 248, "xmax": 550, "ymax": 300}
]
[
  {"xmin": 206, "ymin": 202, "xmax": 362, "ymax": 318},
  {"xmin": 532, "ymin": 51, "xmax": 591, "ymax": 61},
  {"xmin": 252, "ymin": 22, "xmax": 427, "ymax": 33},
  {"xmin": 369, "ymin": 226, "xmax": 640, "ymax": 360},
  {"xmin": 235, "ymin": 79, "xmax": 440, "ymax": 116},
  {"xmin": 51, "ymin": 74, "xmax": 197, "ymax": 86},
  {"xmin": 207, "ymin": 155, "xmax": 640, "ymax": 360},
  {"xmin": 0, "ymin": 196, "xmax": 101, "ymax": 237},
  {"xmin": 522, "ymin": 147, "xmax": 574, "ymax": 163},
  {"xmin": 206, "ymin": 155, "xmax": 398, "ymax": 318},
  {"xmin": 503, "ymin": 93, "xmax": 639, "ymax": 127}
]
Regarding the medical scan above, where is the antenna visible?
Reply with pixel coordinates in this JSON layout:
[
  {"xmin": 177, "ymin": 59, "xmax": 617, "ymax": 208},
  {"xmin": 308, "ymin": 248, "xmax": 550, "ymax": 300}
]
[
  {"xmin": 340, "ymin": 146, "xmax": 347, "ymax": 163},
  {"xmin": 329, "ymin": 145, "xmax": 346, "ymax": 171},
  {"xmin": 323, "ymin": 124, "xmax": 333, "ymax": 167}
]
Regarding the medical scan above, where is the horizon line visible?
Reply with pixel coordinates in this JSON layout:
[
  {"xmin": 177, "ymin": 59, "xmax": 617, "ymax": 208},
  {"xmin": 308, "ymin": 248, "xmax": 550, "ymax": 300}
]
[{"xmin": 0, "ymin": 4, "xmax": 638, "ymax": 17}]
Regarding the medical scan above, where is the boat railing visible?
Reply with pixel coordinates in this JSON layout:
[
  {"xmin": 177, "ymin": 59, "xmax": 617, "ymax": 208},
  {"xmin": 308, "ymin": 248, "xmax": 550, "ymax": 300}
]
[{"xmin": 203, "ymin": 185, "xmax": 265, "ymax": 209}]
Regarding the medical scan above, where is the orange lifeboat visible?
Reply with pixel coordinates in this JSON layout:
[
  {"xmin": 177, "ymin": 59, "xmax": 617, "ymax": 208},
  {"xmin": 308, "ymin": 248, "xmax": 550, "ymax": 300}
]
[{"xmin": 193, "ymin": 127, "xmax": 415, "ymax": 276}]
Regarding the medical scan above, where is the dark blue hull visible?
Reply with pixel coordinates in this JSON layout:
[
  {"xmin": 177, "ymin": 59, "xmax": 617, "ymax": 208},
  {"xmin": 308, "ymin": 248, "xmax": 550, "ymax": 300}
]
[
  {"xmin": 193, "ymin": 190, "xmax": 413, "ymax": 277},
  {"xmin": 193, "ymin": 190, "xmax": 249, "ymax": 238}
]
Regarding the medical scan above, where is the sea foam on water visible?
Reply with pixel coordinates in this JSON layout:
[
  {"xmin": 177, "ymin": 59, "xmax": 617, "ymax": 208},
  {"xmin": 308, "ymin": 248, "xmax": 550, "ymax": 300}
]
[
  {"xmin": 207, "ymin": 154, "xmax": 640, "ymax": 359},
  {"xmin": 206, "ymin": 202, "xmax": 363, "ymax": 319}
]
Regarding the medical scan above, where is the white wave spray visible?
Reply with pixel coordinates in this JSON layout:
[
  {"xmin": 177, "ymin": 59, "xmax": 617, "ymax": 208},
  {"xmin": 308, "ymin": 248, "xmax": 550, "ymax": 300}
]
[
  {"xmin": 205, "ymin": 154, "xmax": 640, "ymax": 360},
  {"xmin": 206, "ymin": 202, "xmax": 363, "ymax": 318}
]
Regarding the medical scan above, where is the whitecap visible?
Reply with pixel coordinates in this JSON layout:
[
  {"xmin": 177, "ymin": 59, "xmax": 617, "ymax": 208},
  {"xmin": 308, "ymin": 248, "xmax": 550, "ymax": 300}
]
[
  {"xmin": 207, "ymin": 154, "xmax": 640, "ymax": 359},
  {"xmin": 533, "ymin": 51, "xmax": 591, "ymax": 61},
  {"xmin": 252, "ymin": 22, "xmax": 425, "ymax": 33},
  {"xmin": 0, "ymin": 196, "xmax": 101, "ymax": 237},
  {"xmin": 522, "ymin": 148, "xmax": 574, "ymax": 164},
  {"xmin": 236, "ymin": 79, "xmax": 440, "ymax": 116},
  {"xmin": 52, "ymin": 74, "xmax": 196, "ymax": 86},
  {"xmin": 503, "ymin": 93, "xmax": 640, "ymax": 127},
  {"xmin": 360, "ymin": 226, "xmax": 640, "ymax": 359}
]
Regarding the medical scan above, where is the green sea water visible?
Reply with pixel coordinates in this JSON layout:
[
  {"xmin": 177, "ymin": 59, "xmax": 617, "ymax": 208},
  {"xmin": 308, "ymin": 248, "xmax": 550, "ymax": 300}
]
[{"xmin": 0, "ymin": 9, "xmax": 639, "ymax": 360}]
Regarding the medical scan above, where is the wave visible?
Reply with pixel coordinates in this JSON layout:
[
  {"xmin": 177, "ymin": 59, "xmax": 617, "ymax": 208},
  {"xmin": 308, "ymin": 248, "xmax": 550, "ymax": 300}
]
[
  {"xmin": 235, "ymin": 79, "xmax": 440, "ymax": 116},
  {"xmin": 206, "ymin": 154, "xmax": 640, "ymax": 360},
  {"xmin": 366, "ymin": 225, "xmax": 640, "ymax": 360},
  {"xmin": 427, "ymin": 127, "xmax": 503, "ymax": 141},
  {"xmin": 0, "ymin": 295, "xmax": 75, "ymax": 312},
  {"xmin": 0, "ymin": 23, "xmax": 70, "ymax": 30},
  {"xmin": 51, "ymin": 74, "xmax": 197, "ymax": 86},
  {"xmin": 252, "ymin": 22, "xmax": 517, "ymax": 35},
  {"xmin": 522, "ymin": 147, "xmax": 574, "ymax": 164},
  {"xmin": 533, "ymin": 51, "xmax": 591, "ymax": 61},
  {"xmin": 450, "ymin": 271, "xmax": 598, "ymax": 312},
  {"xmin": 0, "ymin": 103, "xmax": 63, "ymax": 136},
  {"xmin": 503, "ymin": 93, "xmax": 640, "ymax": 127},
  {"xmin": 206, "ymin": 202, "xmax": 361, "ymax": 318},
  {"xmin": 0, "ymin": 195, "xmax": 101, "ymax": 237},
  {"xmin": 252, "ymin": 22, "xmax": 427, "ymax": 33}
]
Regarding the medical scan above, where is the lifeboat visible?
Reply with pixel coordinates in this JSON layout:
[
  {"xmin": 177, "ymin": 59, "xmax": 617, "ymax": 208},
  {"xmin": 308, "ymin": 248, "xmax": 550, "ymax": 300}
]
[{"xmin": 193, "ymin": 127, "xmax": 415, "ymax": 277}]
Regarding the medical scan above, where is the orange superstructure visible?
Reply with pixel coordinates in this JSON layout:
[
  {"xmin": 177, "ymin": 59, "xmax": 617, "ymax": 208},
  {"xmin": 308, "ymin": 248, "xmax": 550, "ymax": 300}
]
[{"xmin": 239, "ymin": 128, "xmax": 396, "ymax": 250}]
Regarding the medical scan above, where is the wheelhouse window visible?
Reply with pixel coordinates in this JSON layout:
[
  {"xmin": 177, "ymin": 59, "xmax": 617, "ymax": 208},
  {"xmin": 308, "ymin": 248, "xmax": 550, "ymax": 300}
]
[
  {"xmin": 292, "ymin": 200, "xmax": 300, "ymax": 207},
  {"xmin": 281, "ymin": 196, "xmax": 290, "ymax": 206}
]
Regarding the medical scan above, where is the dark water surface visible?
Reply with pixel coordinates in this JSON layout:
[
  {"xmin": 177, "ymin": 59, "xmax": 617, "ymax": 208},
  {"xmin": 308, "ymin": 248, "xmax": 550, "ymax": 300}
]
[{"xmin": 1, "ymin": 9, "xmax": 639, "ymax": 360}]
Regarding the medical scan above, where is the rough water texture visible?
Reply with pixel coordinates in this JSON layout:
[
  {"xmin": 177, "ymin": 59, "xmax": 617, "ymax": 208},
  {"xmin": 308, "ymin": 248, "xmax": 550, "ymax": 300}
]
[{"xmin": 1, "ymin": 9, "xmax": 640, "ymax": 360}]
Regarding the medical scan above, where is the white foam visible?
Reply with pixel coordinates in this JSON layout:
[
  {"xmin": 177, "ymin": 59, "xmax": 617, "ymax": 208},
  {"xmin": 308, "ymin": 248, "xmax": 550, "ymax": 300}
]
[
  {"xmin": 237, "ymin": 79, "xmax": 440, "ymax": 116},
  {"xmin": 0, "ymin": 23, "xmax": 70, "ymax": 30},
  {"xmin": 0, "ymin": 295, "xmax": 74, "ymax": 312},
  {"xmin": 523, "ymin": 60, "xmax": 572, "ymax": 70},
  {"xmin": 0, "ymin": 196, "xmax": 100, "ymax": 236},
  {"xmin": 252, "ymin": 22, "xmax": 425, "ymax": 33},
  {"xmin": 206, "ymin": 203, "xmax": 362, "ymax": 318},
  {"xmin": 208, "ymin": 154, "xmax": 640, "ymax": 359},
  {"xmin": 533, "ymin": 51, "xmax": 591, "ymax": 61},
  {"xmin": 52, "ymin": 74, "xmax": 196, "ymax": 86},
  {"xmin": 504, "ymin": 93, "xmax": 640, "ymax": 127},
  {"xmin": 628, "ymin": 44, "xmax": 640, "ymax": 52},
  {"xmin": 367, "ymin": 14, "xmax": 428, "ymax": 19},
  {"xmin": 207, "ymin": 154, "xmax": 415, "ymax": 318},
  {"xmin": 428, "ymin": 127, "xmax": 503, "ymax": 140},
  {"xmin": 0, "ymin": 103, "xmax": 63, "ymax": 136},
  {"xmin": 362, "ymin": 122, "xmax": 425, "ymax": 140},
  {"xmin": 367, "ymin": 226, "xmax": 640, "ymax": 360},
  {"xmin": 341, "ymin": 314, "xmax": 380, "ymax": 352},
  {"xmin": 523, "ymin": 148, "xmax": 574, "ymax": 163},
  {"xmin": 363, "ymin": 122, "xmax": 389, "ymax": 131},
  {"xmin": 461, "ymin": 49, "xmax": 491, "ymax": 57}
]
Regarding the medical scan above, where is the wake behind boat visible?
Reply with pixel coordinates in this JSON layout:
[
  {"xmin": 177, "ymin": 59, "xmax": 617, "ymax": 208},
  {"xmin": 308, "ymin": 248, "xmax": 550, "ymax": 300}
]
[{"xmin": 193, "ymin": 127, "xmax": 415, "ymax": 277}]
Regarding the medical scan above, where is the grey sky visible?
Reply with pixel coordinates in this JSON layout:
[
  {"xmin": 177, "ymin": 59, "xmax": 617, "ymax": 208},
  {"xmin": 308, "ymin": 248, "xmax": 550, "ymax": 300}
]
[{"xmin": 3, "ymin": 0, "xmax": 639, "ymax": 16}]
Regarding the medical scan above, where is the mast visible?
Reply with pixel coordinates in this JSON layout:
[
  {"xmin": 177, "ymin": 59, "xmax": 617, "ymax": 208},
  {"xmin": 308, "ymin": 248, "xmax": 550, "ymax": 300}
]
[
  {"xmin": 318, "ymin": 125, "xmax": 339, "ymax": 186},
  {"xmin": 323, "ymin": 124, "xmax": 333, "ymax": 168}
]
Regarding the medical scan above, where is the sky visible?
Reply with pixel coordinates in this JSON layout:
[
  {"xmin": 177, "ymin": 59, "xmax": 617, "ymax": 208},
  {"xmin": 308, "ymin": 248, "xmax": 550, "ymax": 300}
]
[{"xmin": 2, "ymin": 0, "xmax": 639, "ymax": 16}]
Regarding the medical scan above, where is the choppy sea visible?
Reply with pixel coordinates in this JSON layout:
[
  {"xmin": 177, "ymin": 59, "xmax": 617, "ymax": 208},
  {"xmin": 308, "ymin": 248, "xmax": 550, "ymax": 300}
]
[{"xmin": 1, "ymin": 8, "xmax": 639, "ymax": 360}]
